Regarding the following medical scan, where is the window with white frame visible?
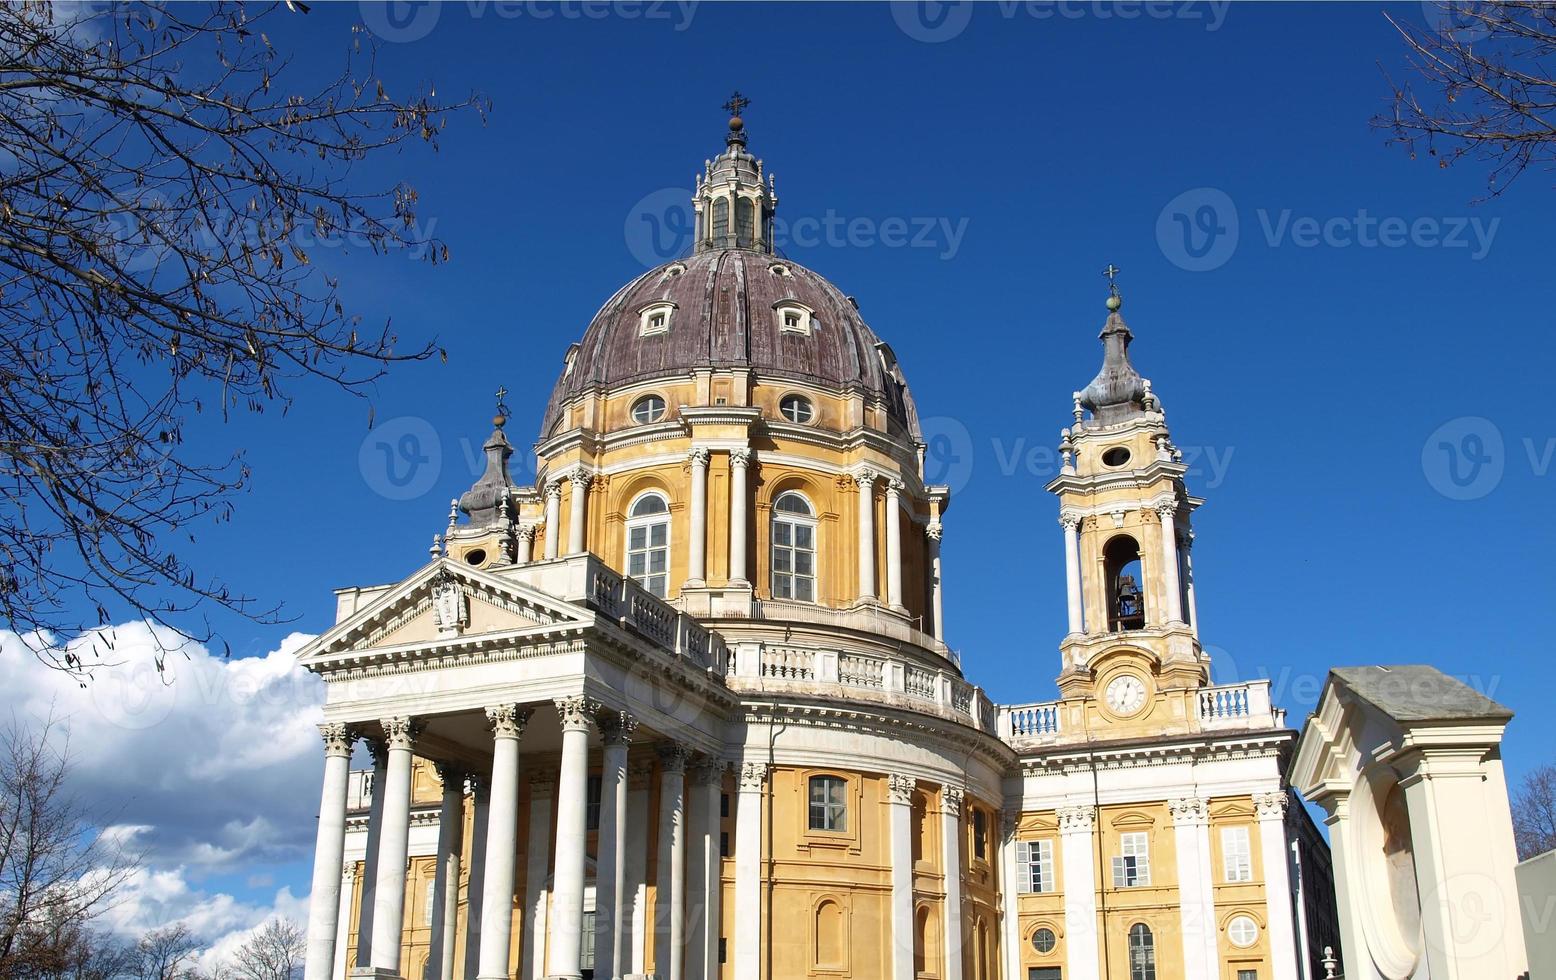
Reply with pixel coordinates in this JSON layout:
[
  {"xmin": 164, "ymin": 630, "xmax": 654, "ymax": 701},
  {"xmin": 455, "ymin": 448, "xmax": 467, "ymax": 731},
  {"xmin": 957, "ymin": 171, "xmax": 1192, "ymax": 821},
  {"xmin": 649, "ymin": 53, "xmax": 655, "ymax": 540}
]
[
  {"xmin": 775, "ymin": 302, "xmax": 813, "ymax": 336},
  {"xmin": 625, "ymin": 492, "xmax": 670, "ymax": 597},
  {"xmin": 808, "ymin": 775, "xmax": 847, "ymax": 832},
  {"xmin": 1223, "ymin": 826, "xmax": 1253, "ymax": 882},
  {"xmin": 579, "ymin": 910, "xmax": 595, "ymax": 970},
  {"xmin": 631, "ymin": 394, "xmax": 667, "ymax": 425},
  {"xmin": 1112, "ymin": 832, "xmax": 1151, "ymax": 888},
  {"xmin": 639, "ymin": 302, "xmax": 675, "ymax": 336},
  {"xmin": 1016, "ymin": 839, "xmax": 1055, "ymax": 894},
  {"xmin": 1227, "ymin": 915, "xmax": 1259, "ymax": 948},
  {"xmin": 771, "ymin": 492, "xmax": 816, "ymax": 601},
  {"xmin": 1127, "ymin": 924, "xmax": 1156, "ymax": 980}
]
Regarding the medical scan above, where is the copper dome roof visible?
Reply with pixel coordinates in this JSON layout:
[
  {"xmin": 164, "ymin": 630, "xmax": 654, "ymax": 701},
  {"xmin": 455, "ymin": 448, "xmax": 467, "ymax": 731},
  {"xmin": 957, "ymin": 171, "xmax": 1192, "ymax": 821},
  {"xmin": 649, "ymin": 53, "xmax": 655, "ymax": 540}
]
[{"xmin": 540, "ymin": 248, "xmax": 921, "ymax": 441}]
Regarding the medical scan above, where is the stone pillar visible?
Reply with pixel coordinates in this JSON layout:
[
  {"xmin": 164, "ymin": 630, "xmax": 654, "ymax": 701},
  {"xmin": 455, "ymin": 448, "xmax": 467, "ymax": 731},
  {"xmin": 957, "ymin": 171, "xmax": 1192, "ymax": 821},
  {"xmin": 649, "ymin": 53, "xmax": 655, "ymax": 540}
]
[
  {"xmin": 1061, "ymin": 514, "xmax": 1084, "ymax": 635},
  {"xmin": 356, "ymin": 741, "xmax": 388, "ymax": 969},
  {"xmin": 854, "ymin": 468, "xmax": 877, "ymax": 603},
  {"xmin": 655, "ymin": 745, "xmax": 689, "ymax": 980},
  {"xmin": 997, "ymin": 814, "xmax": 1021, "ymax": 980},
  {"xmin": 543, "ymin": 482, "xmax": 562, "ymax": 560},
  {"xmin": 687, "ymin": 448, "xmax": 710, "ymax": 586},
  {"xmin": 1155, "ymin": 502, "xmax": 1184, "ymax": 624},
  {"xmin": 566, "ymin": 470, "xmax": 591, "ymax": 556},
  {"xmin": 477, "ymin": 705, "xmax": 531, "ymax": 980},
  {"xmin": 462, "ymin": 777, "xmax": 489, "ymax": 980},
  {"xmin": 368, "ymin": 717, "xmax": 419, "ymax": 976},
  {"xmin": 940, "ymin": 788, "xmax": 964, "ymax": 980},
  {"xmin": 687, "ymin": 759, "xmax": 724, "ymax": 980},
  {"xmin": 728, "ymin": 449, "xmax": 751, "ymax": 586},
  {"xmin": 516, "ymin": 523, "xmax": 536, "ymax": 565},
  {"xmin": 427, "ymin": 764, "xmax": 465, "ymax": 980},
  {"xmin": 926, "ymin": 522, "xmax": 944, "ymax": 641},
  {"xmin": 1169, "ymin": 797, "xmax": 1217, "ymax": 980},
  {"xmin": 625, "ymin": 763, "xmax": 653, "ymax": 975},
  {"xmin": 1058, "ymin": 806, "xmax": 1099, "ymax": 980},
  {"xmin": 304, "ymin": 723, "xmax": 356, "ymax": 980},
  {"xmin": 333, "ymin": 863, "xmax": 355, "ymax": 980},
  {"xmin": 885, "ymin": 480, "xmax": 905, "ymax": 610},
  {"xmin": 594, "ymin": 714, "xmax": 636, "ymax": 980},
  {"xmin": 1254, "ymin": 793, "xmax": 1300, "ymax": 980},
  {"xmin": 1182, "ymin": 528, "xmax": 1200, "ymax": 632},
  {"xmin": 522, "ymin": 772, "xmax": 555, "ymax": 980},
  {"xmin": 548, "ymin": 696, "xmax": 600, "ymax": 980},
  {"xmin": 733, "ymin": 763, "xmax": 767, "ymax": 980},
  {"xmin": 887, "ymin": 774, "xmax": 916, "ymax": 980}
]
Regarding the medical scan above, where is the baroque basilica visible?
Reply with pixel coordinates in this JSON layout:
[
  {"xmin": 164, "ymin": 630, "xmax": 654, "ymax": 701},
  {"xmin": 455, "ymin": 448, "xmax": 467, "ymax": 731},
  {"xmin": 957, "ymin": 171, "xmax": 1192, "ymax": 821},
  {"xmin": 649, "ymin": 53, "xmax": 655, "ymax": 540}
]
[{"xmin": 297, "ymin": 106, "xmax": 1338, "ymax": 980}]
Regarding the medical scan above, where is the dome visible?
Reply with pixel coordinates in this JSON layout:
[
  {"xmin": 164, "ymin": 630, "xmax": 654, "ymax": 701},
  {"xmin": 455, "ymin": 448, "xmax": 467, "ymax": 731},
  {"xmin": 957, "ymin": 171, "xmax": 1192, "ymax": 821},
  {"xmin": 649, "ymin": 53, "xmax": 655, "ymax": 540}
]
[{"xmin": 539, "ymin": 247, "xmax": 921, "ymax": 443}]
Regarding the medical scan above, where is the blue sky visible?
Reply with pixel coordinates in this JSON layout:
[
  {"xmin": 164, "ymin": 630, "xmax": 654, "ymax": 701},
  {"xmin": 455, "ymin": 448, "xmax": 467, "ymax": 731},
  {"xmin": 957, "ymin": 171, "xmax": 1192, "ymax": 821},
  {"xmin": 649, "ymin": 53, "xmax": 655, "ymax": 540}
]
[{"xmin": 21, "ymin": 1, "xmax": 1556, "ymax": 935}]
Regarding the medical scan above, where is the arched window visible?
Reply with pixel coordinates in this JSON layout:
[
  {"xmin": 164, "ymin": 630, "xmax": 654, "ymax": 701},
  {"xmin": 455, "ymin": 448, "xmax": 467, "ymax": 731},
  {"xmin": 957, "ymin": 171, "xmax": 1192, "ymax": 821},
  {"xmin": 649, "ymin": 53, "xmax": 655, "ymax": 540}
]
[
  {"xmin": 625, "ymin": 492, "xmax": 670, "ymax": 597},
  {"xmin": 808, "ymin": 775, "xmax": 846, "ymax": 832},
  {"xmin": 771, "ymin": 492, "xmax": 817, "ymax": 602},
  {"xmin": 814, "ymin": 899, "xmax": 844, "ymax": 969},
  {"xmin": 1104, "ymin": 535, "xmax": 1145, "ymax": 631},
  {"xmin": 914, "ymin": 905, "xmax": 939, "ymax": 975},
  {"xmin": 1127, "ymin": 924, "xmax": 1156, "ymax": 980},
  {"xmin": 736, "ymin": 197, "xmax": 756, "ymax": 246},
  {"xmin": 711, "ymin": 197, "xmax": 729, "ymax": 244}
]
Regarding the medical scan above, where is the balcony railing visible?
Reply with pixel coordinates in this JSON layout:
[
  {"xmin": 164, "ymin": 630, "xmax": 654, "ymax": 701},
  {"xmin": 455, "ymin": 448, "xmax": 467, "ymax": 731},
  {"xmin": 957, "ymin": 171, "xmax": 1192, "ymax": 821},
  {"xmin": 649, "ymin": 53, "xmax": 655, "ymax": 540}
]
[{"xmin": 998, "ymin": 679, "xmax": 1284, "ymax": 747}]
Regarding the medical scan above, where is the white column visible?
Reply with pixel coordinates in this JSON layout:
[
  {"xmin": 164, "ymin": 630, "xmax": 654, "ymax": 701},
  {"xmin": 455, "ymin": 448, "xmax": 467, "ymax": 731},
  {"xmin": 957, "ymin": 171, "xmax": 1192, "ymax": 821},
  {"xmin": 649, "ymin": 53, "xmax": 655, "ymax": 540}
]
[
  {"xmin": 885, "ymin": 480, "xmax": 905, "ymax": 610},
  {"xmin": 516, "ymin": 524, "xmax": 536, "ymax": 565},
  {"xmin": 887, "ymin": 775, "xmax": 915, "ymax": 980},
  {"xmin": 369, "ymin": 717, "xmax": 418, "ymax": 975},
  {"xmin": 687, "ymin": 759, "xmax": 722, "ymax": 980},
  {"xmin": 732, "ymin": 763, "xmax": 767, "ymax": 980},
  {"xmin": 1061, "ymin": 514, "xmax": 1084, "ymax": 635},
  {"xmin": 1155, "ymin": 503, "xmax": 1184, "ymax": 624},
  {"xmin": 594, "ymin": 714, "xmax": 636, "ymax": 980},
  {"xmin": 462, "ymin": 777, "xmax": 489, "ymax": 980},
  {"xmin": 334, "ymin": 864, "xmax": 355, "ymax": 980},
  {"xmin": 477, "ymin": 706, "xmax": 531, "ymax": 980},
  {"xmin": 655, "ymin": 746, "xmax": 689, "ymax": 980},
  {"xmin": 625, "ymin": 764, "xmax": 652, "ymax": 975},
  {"xmin": 427, "ymin": 765, "xmax": 465, "ymax": 980},
  {"xmin": 1170, "ymin": 798, "xmax": 1217, "ymax": 980},
  {"xmin": 997, "ymin": 814, "xmax": 1021, "ymax": 980},
  {"xmin": 305, "ymin": 724, "xmax": 356, "ymax": 980},
  {"xmin": 728, "ymin": 449, "xmax": 751, "ymax": 586},
  {"xmin": 522, "ymin": 773, "xmax": 555, "ymax": 980},
  {"xmin": 1059, "ymin": 807, "xmax": 1099, "ymax": 980},
  {"xmin": 687, "ymin": 448, "xmax": 710, "ymax": 586},
  {"xmin": 926, "ymin": 522, "xmax": 944, "ymax": 641},
  {"xmin": 543, "ymin": 482, "xmax": 562, "ymax": 560},
  {"xmin": 1182, "ymin": 529, "xmax": 1200, "ymax": 633},
  {"xmin": 854, "ymin": 468, "xmax": 877, "ymax": 603},
  {"xmin": 549, "ymin": 696, "xmax": 600, "ymax": 980},
  {"xmin": 356, "ymin": 743, "xmax": 388, "ymax": 969},
  {"xmin": 566, "ymin": 470, "xmax": 591, "ymax": 556},
  {"xmin": 940, "ymin": 788, "xmax": 964, "ymax": 980},
  {"xmin": 1255, "ymin": 793, "xmax": 1300, "ymax": 980}
]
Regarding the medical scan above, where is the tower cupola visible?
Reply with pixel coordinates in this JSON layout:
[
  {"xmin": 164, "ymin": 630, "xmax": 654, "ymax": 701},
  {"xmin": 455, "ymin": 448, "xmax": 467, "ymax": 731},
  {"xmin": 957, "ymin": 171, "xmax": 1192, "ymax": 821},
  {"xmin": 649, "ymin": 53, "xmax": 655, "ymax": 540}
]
[{"xmin": 694, "ymin": 92, "xmax": 777, "ymax": 254}]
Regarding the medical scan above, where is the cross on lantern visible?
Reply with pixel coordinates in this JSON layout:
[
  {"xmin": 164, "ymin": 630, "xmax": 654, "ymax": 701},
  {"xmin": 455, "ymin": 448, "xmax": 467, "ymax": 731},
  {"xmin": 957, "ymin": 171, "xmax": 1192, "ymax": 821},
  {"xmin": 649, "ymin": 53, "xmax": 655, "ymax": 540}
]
[{"xmin": 722, "ymin": 91, "xmax": 751, "ymax": 118}]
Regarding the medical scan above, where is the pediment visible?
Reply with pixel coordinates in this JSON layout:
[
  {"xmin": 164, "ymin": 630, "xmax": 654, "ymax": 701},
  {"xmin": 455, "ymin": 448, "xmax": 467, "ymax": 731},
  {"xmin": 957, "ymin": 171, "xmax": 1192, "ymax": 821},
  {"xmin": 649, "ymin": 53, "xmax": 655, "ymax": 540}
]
[{"xmin": 296, "ymin": 559, "xmax": 595, "ymax": 665}]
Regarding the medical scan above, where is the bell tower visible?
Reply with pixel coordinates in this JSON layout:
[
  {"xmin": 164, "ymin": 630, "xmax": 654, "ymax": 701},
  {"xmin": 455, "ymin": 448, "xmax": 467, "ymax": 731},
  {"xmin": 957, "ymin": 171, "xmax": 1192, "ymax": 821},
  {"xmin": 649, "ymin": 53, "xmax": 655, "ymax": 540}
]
[{"xmin": 1047, "ymin": 270, "xmax": 1207, "ymax": 702}]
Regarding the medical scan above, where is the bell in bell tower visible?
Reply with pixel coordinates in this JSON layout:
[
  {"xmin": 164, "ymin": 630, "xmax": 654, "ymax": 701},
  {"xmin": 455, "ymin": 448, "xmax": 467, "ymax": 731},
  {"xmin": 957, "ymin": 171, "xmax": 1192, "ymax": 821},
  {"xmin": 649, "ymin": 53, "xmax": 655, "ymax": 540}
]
[
  {"xmin": 1047, "ymin": 268, "xmax": 1207, "ymax": 700},
  {"xmin": 694, "ymin": 91, "xmax": 777, "ymax": 253}
]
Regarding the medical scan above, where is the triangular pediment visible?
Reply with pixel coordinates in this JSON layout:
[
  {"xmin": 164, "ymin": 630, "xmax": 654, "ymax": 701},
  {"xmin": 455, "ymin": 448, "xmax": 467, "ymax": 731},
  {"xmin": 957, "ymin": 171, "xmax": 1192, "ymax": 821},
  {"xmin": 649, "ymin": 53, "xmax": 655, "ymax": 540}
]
[{"xmin": 296, "ymin": 559, "xmax": 595, "ymax": 665}]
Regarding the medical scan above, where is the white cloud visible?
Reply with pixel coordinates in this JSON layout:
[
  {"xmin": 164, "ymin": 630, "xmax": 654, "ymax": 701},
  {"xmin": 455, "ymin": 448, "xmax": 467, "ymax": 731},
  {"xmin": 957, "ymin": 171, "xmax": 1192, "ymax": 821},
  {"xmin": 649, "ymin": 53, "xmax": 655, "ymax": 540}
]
[{"xmin": 0, "ymin": 624, "xmax": 326, "ymax": 954}]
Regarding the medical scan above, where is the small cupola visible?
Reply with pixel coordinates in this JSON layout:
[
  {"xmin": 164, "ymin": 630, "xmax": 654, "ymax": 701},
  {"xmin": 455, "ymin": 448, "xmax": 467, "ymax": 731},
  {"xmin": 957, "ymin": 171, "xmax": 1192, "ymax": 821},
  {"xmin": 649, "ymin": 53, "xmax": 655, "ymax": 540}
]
[
  {"xmin": 694, "ymin": 92, "xmax": 777, "ymax": 254},
  {"xmin": 1078, "ymin": 267, "xmax": 1151, "ymax": 425}
]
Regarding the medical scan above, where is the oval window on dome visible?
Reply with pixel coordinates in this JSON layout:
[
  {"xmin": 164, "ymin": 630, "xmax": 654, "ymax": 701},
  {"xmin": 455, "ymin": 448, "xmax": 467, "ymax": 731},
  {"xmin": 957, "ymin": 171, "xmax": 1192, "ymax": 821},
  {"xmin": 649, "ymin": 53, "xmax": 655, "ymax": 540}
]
[
  {"xmin": 631, "ymin": 395, "xmax": 667, "ymax": 425},
  {"xmin": 780, "ymin": 394, "xmax": 815, "ymax": 425}
]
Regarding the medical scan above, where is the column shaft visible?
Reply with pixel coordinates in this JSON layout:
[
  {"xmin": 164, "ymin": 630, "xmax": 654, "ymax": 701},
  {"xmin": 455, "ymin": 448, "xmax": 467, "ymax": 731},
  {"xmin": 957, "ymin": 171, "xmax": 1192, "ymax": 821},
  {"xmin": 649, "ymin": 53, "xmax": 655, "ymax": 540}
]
[
  {"xmin": 927, "ymin": 524, "xmax": 944, "ymax": 641},
  {"xmin": 855, "ymin": 471, "xmax": 877, "ymax": 602},
  {"xmin": 567, "ymin": 473, "xmax": 590, "ymax": 555},
  {"xmin": 1059, "ymin": 808, "xmax": 1100, "ymax": 980},
  {"xmin": 1170, "ymin": 799, "xmax": 1217, "ymax": 980},
  {"xmin": 1183, "ymin": 535, "xmax": 1200, "ymax": 632},
  {"xmin": 369, "ymin": 718, "xmax": 417, "ymax": 974},
  {"xmin": 687, "ymin": 449, "xmax": 709, "ymax": 585},
  {"xmin": 728, "ymin": 450, "xmax": 750, "ymax": 585},
  {"xmin": 625, "ymin": 768, "xmax": 652, "ymax": 975},
  {"xmin": 655, "ymin": 748, "xmax": 688, "ymax": 980},
  {"xmin": 462, "ymin": 780, "xmax": 490, "ymax": 980},
  {"xmin": 522, "ymin": 776, "xmax": 554, "ymax": 980},
  {"xmin": 732, "ymin": 765, "xmax": 766, "ymax": 980},
  {"xmin": 477, "ymin": 707, "xmax": 529, "ymax": 980},
  {"xmin": 548, "ymin": 697, "xmax": 598, "ymax": 980},
  {"xmin": 304, "ymin": 725, "xmax": 355, "ymax": 980},
  {"xmin": 940, "ymin": 790, "xmax": 964, "ymax": 980},
  {"xmin": 885, "ymin": 481, "xmax": 904, "ymax": 609},
  {"xmin": 887, "ymin": 776, "xmax": 915, "ymax": 980},
  {"xmin": 997, "ymin": 816, "xmax": 1021, "ymax": 980},
  {"xmin": 356, "ymin": 745, "xmax": 388, "ymax": 969},
  {"xmin": 1256, "ymin": 795, "xmax": 1301, "ymax": 980},
  {"xmin": 1062, "ymin": 516, "xmax": 1084, "ymax": 634},
  {"xmin": 544, "ymin": 484, "xmax": 562, "ymax": 560},
  {"xmin": 595, "ymin": 717, "xmax": 634, "ymax": 979},
  {"xmin": 333, "ymin": 867, "xmax": 355, "ymax": 980},
  {"xmin": 427, "ymin": 768, "xmax": 465, "ymax": 980},
  {"xmin": 1157, "ymin": 505, "xmax": 1184, "ymax": 623},
  {"xmin": 516, "ymin": 526, "xmax": 535, "ymax": 565},
  {"xmin": 687, "ymin": 761, "xmax": 722, "ymax": 980}
]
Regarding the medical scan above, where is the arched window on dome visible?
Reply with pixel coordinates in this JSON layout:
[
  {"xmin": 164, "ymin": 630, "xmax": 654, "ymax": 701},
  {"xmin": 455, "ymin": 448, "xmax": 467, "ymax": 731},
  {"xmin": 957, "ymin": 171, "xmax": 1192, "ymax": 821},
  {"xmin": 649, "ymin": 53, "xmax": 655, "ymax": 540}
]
[
  {"xmin": 625, "ymin": 491, "xmax": 671, "ymax": 598},
  {"xmin": 736, "ymin": 197, "xmax": 756, "ymax": 248},
  {"xmin": 711, "ymin": 197, "xmax": 729, "ymax": 246},
  {"xmin": 771, "ymin": 491, "xmax": 817, "ymax": 603}
]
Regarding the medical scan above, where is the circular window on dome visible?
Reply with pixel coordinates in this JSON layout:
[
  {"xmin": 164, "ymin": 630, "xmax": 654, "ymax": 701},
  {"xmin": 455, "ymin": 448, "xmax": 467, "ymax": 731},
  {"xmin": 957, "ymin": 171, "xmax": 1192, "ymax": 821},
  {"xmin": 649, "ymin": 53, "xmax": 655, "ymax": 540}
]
[
  {"xmin": 779, "ymin": 394, "xmax": 814, "ymax": 425},
  {"xmin": 631, "ymin": 395, "xmax": 667, "ymax": 425},
  {"xmin": 1227, "ymin": 914, "xmax": 1259, "ymax": 948},
  {"xmin": 1031, "ymin": 928, "xmax": 1057, "ymax": 954},
  {"xmin": 1102, "ymin": 446, "xmax": 1131, "ymax": 467}
]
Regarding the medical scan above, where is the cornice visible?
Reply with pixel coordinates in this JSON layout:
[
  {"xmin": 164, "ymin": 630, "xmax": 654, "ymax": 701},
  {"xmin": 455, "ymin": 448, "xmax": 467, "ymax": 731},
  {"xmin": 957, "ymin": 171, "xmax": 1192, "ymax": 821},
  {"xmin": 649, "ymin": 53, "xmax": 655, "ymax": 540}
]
[
  {"xmin": 742, "ymin": 697, "xmax": 1015, "ymax": 772},
  {"xmin": 1015, "ymin": 728, "xmax": 1295, "ymax": 776}
]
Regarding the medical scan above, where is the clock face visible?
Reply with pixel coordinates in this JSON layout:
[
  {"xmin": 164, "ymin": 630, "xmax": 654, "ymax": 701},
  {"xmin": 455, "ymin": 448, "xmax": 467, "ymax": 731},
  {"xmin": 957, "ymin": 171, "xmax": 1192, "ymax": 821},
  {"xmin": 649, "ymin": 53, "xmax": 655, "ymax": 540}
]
[{"xmin": 1105, "ymin": 674, "xmax": 1148, "ymax": 716}]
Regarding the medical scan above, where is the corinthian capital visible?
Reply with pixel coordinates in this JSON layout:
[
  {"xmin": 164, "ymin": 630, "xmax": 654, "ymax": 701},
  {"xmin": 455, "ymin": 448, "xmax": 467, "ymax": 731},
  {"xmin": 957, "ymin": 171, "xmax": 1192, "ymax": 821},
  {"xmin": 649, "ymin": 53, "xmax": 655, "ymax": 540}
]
[
  {"xmin": 887, "ymin": 773, "xmax": 917, "ymax": 804},
  {"xmin": 569, "ymin": 468, "xmax": 593, "ymax": 490},
  {"xmin": 544, "ymin": 480, "xmax": 564, "ymax": 501},
  {"xmin": 1169, "ymin": 796, "xmax": 1210, "ymax": 826},
  {"xmin": 516, "ymin": 522, "xmax": 538, "ymax": 542},
  {"xmin": 688, "ymin": 446, "xmax": 711, "ymax": 467},
  {"xmin": 942, "ymin": 786, "xmax": 964, "ymax": 817},
  {"xmin": 852, "ymin": 466, "xmax": 879, "ymax": 491},
  {"xmin": 1059, "ymin": 512, "xmax": 1082, "ymax": 532},
  {"xmin": 658, "ymin": 743, "xmax": 692, "ymax": 773},
  {"xmin": 485, "ymin": 704, "xmax": 532, "ymax": 740},
  {"xmin": 379, "ymin": 716, "xmax": 420, "ymax": 751},
  {"xmin": 598, "ymin": 711, "xmax": 639, "ymax": 747},
  {"xmin": 1253, "ymin": 791, "xmax": 1290, "ymax": 821},
  {"xmin": 554, "ymin": 695, "xmax": 603, "ymax": 733},
  {"xmin": 738, "ymin": 761, "xmax": 769, "ymax": 792},
  {"xmin": 729, "ymin": 448, "xmax": 753, "ymax": 468},
  {"xmin": 925, "ymin": 521, "xmax": 943, "ymax": 541},
  {"xmin": 1057, "ymin": 805, "xmax": 1095, "ymax": 833},
  {"xmin": 319, "ymin": 723, "xmax": 357, "ymax": 758}
]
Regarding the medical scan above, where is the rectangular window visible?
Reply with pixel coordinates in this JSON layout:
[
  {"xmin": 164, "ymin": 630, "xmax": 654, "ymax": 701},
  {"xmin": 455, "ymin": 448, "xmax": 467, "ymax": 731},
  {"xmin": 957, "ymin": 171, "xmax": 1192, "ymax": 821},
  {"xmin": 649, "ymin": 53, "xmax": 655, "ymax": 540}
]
[
  {"xmin": 1016, "ymin": 839, "xmax": 1056, "ymax": 893},
  {"xmin": 585, "ymin": 775, "xmax": 602, "ymax": 831},
  {"xmin": 721, "ymin": 792, "xmax": 730, "ymax": 819},
  {"xmin": 972, "ymin": 809, "xmax": 988, "ymax": 861},
  {"xmin": 1112, "ymin": 832, "xmax": 1151, "ymax": 888},
  {"xmin": 808, "ymin": 775, "xmax": 847, "ymax": 832},
  {"xmin": 1029, "ymin": 969, "xmax": 1063, "ymax": 980},
  {"xmin": 1223, "ymin": 826, "xmax": 1253, "ymax": 882},
  {"xmin": 579, "ymin": 911, "xmax": 595, "ymax": 970},
  {"xmin": 720, "ymin": 831, "xmax": 730, "ymax": 858},
  {"xmin": 1236, "ymin": 972, "xmax": 1258, "ymax": 980}
]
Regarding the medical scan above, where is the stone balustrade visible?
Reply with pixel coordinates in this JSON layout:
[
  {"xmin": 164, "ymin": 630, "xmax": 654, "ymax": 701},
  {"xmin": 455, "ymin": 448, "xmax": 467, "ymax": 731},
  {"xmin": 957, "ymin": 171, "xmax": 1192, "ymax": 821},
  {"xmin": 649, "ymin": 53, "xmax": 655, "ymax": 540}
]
[{"xmin": 999, "ymin": 679, "xmax": 1284, "ymax": 747}]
